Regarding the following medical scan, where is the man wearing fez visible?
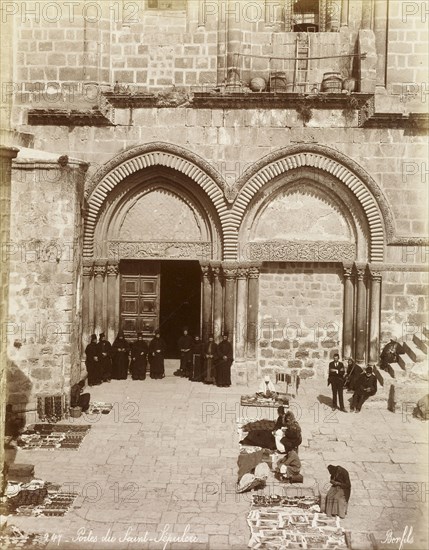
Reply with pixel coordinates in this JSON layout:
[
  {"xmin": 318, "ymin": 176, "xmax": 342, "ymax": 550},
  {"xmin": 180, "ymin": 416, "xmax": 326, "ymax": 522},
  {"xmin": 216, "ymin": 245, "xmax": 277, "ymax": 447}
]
[
  {"xmin": 328, "ymin": 353, "xmax": 347, "ymax": 412},
  {"xmin": 85, "ymin": 334, "xmax": 100, "ymax": 386},
  {"xmin": 216, "ymin": 333, "xmax": 234, "ymax": 387},
  {"xmin": 191, "ymin": 334, "xmax": 204, "ymax": 382},
  {"xmin": 149, "ymin": 329, "xmax": 166, "ymax": 379},
  {"xmin": 97, "ymin": 332, "xmax": 112, "ymax": 383},
  {"xmin": 177, "ymin": 327, "xmax": 193, "ymax": 378},
  {"xmin": 131, "ymin": 332, "xmax": 148, "ymax": 380},
  {"xmin": 203, "ymin": 334, "xmax": 217, "ymax": 384}
]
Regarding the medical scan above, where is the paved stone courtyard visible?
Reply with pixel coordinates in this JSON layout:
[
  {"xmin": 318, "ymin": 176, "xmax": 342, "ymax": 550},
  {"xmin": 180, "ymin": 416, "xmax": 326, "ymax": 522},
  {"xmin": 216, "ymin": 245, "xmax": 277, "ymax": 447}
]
[{"xmin": 6, "ymin": 360, "xmax": 428, "ymax": 550}]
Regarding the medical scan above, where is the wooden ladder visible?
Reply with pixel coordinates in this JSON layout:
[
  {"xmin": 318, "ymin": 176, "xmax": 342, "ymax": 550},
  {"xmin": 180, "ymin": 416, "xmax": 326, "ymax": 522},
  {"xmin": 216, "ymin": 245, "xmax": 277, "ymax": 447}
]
[{"xmin": 293, "ymin": 34, "xmax": 310, "ymax": 93}]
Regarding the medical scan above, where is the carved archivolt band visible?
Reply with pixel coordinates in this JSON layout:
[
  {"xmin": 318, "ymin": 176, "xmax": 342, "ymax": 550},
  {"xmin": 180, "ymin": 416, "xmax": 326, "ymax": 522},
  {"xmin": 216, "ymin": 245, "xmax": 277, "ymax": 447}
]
[{"xmin": 229, "ymin": 150, "xmax": 386, "ymax": 263}]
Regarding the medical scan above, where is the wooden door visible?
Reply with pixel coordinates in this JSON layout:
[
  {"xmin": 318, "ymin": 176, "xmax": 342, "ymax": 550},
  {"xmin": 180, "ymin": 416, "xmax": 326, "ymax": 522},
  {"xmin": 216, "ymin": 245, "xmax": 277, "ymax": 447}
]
[{"xmin": 120, "ymin": 261, "xmax": 160, "ymax": 341}]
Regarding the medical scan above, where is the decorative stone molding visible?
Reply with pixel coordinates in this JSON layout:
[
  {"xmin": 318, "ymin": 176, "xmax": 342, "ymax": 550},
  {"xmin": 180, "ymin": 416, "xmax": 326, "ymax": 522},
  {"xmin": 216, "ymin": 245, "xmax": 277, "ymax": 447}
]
[
  {"xmin": 230, "ymin": 144, "xmax": 393, "ymax": 263},
  {"xmin": 388, "ymin": 236, "xmax": 429, "ymax": 246},
  {"xmin": 248, "ymin": 241, "xmax": 356, "ymax": 262},
  {"xmin": 27, "ymin": 108, "xmax": 113, "ymax": 127},
  {"xmin": 84, "ymin": 142, "xmax": 229, "ymax": 258},
  {"xmin": 107, "ymin": 241, "xmax": 211, "ymax": 260},
  {"xmin": 368, "ymin": 263, "xmax": 429, "ymax": 272}
]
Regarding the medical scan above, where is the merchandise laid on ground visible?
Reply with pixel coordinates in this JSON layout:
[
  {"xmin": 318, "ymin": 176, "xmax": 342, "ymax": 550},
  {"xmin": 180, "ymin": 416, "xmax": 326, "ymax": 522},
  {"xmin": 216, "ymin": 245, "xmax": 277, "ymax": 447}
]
[
  {"xmin": 247, "ymin": 495, "xmax": 350, "ymax": 550},
  {"xmin": 86, "ymin": 401, "xmax": 114, "ymax": 415},
  {"xmin": 241, "ymin": 394, "xmax": 292, "ymax": 408},
  {"xmin": 17, "ymin": 424, "xmax": 91, "ymax": 450},
  {"xmin": 0, "ymin": 525, "xmax": 48, "ymax": 549},
  {"xmin": 1, "ymin": 479, "xmax": 79, "ymax": 517}
]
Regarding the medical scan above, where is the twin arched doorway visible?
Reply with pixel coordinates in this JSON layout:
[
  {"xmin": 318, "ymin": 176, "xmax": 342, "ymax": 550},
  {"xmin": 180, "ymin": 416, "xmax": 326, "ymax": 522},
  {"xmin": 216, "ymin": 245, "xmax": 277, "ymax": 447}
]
[{"xmin": 82, "ymin": 143, "xmax": 391, "ymax": 378}]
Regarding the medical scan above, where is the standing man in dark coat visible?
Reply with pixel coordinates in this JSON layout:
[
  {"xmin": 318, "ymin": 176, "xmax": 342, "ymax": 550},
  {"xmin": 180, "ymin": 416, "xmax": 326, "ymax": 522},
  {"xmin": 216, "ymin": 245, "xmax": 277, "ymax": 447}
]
[
  {"xmin": 216, "ymin": 333, "xmax": 234, "ymax": 387},
  {"xmin": 85, "ymin": 334, "xmax": 100, "ymax": 386},
  {"xmin": 130, "ymin": 332, "xmax": 148, "ymax": 380},
  {"xmin": 177, "ymin": 327, "xmax": 193, "ymax": 378},
  {"xmin": 149, "ymin": 329, "xmax": 166, "ymax": 379},
  {"xmin": 191, "ymin": 334, "xmax": 204, "ymax": 381},
  {"xmin": 97, "ymin": 332, "xmax": 112, "ymax": 383},
  {"xmin": 328, "ymin": 354, "xmax": 346, "ymax": 412},
  {"xmin": 351, "ymin": 366, "xmax": 377, "ymax": 412},
  {"xmin": 112, "ymin": 331, "xmax": 130, "ymax": 380},
  {"xmin": 344, "ymin": 358, "xmax": 363, "ymax": 392},
  {"xmin": 203, "ymin": 334, "xmax": 217, "ymax": 384}
]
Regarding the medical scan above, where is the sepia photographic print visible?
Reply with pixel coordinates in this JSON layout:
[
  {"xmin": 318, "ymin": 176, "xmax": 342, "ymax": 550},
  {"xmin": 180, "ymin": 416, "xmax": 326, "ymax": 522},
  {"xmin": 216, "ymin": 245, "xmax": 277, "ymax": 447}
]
[{"xmin": 0, "ymin": 1, "xmax": 428, "ymax": 549}]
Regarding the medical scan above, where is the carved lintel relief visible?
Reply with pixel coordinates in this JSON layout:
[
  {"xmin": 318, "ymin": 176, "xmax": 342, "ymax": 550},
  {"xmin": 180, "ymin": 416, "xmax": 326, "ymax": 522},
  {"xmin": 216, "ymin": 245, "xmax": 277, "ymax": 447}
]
[
  {"xmin": 248, "ymin": 241, "xmax": 356, "ymax": 262},
  {"xmin": 107, "ymin": 241, "xmax": 212, "ymax": 260}
]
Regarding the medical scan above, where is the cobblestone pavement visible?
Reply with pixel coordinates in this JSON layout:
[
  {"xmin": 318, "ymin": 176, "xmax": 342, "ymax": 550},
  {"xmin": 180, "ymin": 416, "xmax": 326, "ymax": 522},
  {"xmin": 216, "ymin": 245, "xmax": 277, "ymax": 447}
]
[{"xmin": 7, "ymin": 361, "xmax": 429, "ymax": 550}]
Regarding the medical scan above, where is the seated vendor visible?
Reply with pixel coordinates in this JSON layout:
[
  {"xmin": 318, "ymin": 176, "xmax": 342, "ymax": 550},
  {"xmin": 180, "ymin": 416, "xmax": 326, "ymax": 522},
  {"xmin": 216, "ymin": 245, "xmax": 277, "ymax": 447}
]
[
  {"xmin": 70, "ymin": 380, "xmax": 90, "ymax": 412},
  {"xmin": 257, "ymin": 375, "xmax": 277, "ymax": 398},
  {"xmin": 273, "ymin": 405, "xmax": 290, "ymax": 432},
  {"xmin": 277, "ymin": 449, "xmax": 301, "ymax": 481},
  {"xmin": 280, "ymin": 411, "xmax": 302, "ymax": 453}
]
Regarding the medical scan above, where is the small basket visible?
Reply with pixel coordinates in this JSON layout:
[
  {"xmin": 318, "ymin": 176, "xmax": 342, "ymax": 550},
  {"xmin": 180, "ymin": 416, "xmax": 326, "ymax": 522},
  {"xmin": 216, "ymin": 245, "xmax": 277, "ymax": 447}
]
[{"xmin": 69, "ymin": 406, "xmax": 82, "ymax": 418}]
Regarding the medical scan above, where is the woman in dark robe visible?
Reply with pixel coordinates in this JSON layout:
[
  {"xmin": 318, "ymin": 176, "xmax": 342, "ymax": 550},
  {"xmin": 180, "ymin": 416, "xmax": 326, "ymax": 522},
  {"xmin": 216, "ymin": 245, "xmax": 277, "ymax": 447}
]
[
  {"xmin": 85, "ymin": 334, "xmax": 100, "ymax": 386},
  {"xmin": 191, "ymin": 334, "xmax": 204, "ymax": 381},
  {"xmin": 203, "ymin": 334, "xmax": 217, "ymax": 384},
  {"xmin": 344, "ymin": 357, "xmax": 363, "ymax": 392},
  {"xmin": 216, "ymin": 333, "xmax": 233, "ymax": 387},
  {"xmin": 111, "ymin": 331, "xmax": 130, "ymax": 380},
  {"xmin": 280, "ymin": 411, "xmax": 302, "ymax": 453},
  {"xmin": 149, "ymin": 329, "xmax": 166, "ymax": 379},
  {"xmin": 325, "ymin": 464, "xmax": 351, "ymax": 518},
  {"xmin": 130, "ymin": 332, "xmax": 148, "ymax": 380}
]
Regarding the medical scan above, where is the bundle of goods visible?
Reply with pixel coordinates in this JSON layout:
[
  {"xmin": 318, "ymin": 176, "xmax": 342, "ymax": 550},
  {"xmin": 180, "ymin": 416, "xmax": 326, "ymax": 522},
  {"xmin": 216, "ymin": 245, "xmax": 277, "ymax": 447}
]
[
  {"xmin": 241, "ymin": 393, "xmax": 291, "ymax": 408},
  {"xmin": 247, "ymin": 496, "xmax": 350, "ymax": 549},
  {"xmin": 36, "ymin": 395, "xmax": 67, "ymax": 423},
  {"xmin": 18, "ymin": 424, "xmax": 91, "ymax": 450},
  {"xmin": 86, "ymin": 402, "xmax": 114, "ymax": 415},
  {"xmin": 0, "ymin": 524, "xmax": 47, "ymax": 549}
]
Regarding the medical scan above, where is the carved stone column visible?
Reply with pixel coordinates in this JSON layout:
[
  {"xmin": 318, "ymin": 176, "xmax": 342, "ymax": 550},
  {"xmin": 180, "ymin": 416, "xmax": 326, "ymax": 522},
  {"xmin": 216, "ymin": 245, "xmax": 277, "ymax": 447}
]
[
  {"xmin": 341, "ymin": 0, "xmax": 349, "ymax": 27},
  {"xmin": 211, "ymin": 262, "xmax": 223, "ymax": 341},
  {"xmin": 342, "ymin": 264, "xmax": 354, "ymax": 359},
  {"xmin": 368, "ymin": 267, "xmax": 382, "ymax": 364},
  {"xmin": 93, "ymin": 262, "xmax": 106, "ymax": 336},
  {"xmin": 222, "ymin": 263, "xmax": 237, "ymax": 341},
  {"xmin": 373, "ymin": 0, "xmax": 388, "ymax": 86},
  {"xmin": 361, "ymin": 0, "xmax": 373, "ymax": 29},
  {"xmin": 235, "ymin": 266, "xmax": 248, "ymax": 360},
  {"xmin": 201, "ymin": 263, "xmax": 212, "ymax": 341},
  {"xmin": 107, "ymin": 262, "xmax": 119, "ymax": 344},
  {"xmin": 226, "ymin": 0, "xmax": 242, "ymax": 86},
  {"xmin": 247, "ymin": 264, "xmax": 261, "ymax": 359},
  {"xmin": 82, "ymin": 262, "xmax": 93, "ymax": 349},
  {"xmin": 355, "ymin": 264, "xmax": 367, "ymax": 365}
]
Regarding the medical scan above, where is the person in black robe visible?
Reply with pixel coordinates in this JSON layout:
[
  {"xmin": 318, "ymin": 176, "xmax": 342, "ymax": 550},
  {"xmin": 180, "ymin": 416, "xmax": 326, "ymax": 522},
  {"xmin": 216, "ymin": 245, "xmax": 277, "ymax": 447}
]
[
  {"xmin": 351, "ymin": 366, "xmax": 377, "ymax": 412},
  {"xmin": 177, "ymin": 327, "xmax": 193, "ymax": 378},
  {"xmin": 325, "ymin": 464, "xmax": 351, "ymax": 518},
  {"xmin": 112, "ymin": 331, "xmax": 130, "ymax": 380},
  {"xmin": 203, "ymin": 334, "xmax": 217, "ymax": 384},
  {"xmin": 85, "ymin": 334, "xmax": 100, "ymax": 386},
  {"xmin": 327, "ymin": 354, "xmax": 347, "ymax": 412},
  {"xmin": 70, "ymin": 380, "xmax": 90, "ymax": 412},
  {"xmin": 149, "ymin": 329, "xmax": 166, "ymax": 379},
  {"xmin": 97, "ymin": 332, "xmax": 112, "ymax": 383},
  {"xmin": 344, "ymin": 357, "xmax": 363, "ymax": 392},
  {"xmin": 216, "ymin": 333, "xmax": 233, "ymax": 387},
  {"xmin": 191, "ymin": 334, "xmax": 204, "ymax": 381},
  {"xmin": 130, "ymin": 332, "xmax": 148, "ymax": 380},
  {"xmin": 380, "ymin": 337, "xmax": 401, "ymax": 371}
]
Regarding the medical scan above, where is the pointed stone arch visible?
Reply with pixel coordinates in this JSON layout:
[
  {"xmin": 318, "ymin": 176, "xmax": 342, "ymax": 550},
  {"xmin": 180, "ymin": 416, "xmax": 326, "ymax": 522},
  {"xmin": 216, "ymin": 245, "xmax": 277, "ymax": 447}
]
[
  {"xmin": 226, "ymin": 144, "xmax": 394, "ymax": 263},
  {"xmin": 84, "ymin": 142, "xmax": 229, "ymax": 258}
]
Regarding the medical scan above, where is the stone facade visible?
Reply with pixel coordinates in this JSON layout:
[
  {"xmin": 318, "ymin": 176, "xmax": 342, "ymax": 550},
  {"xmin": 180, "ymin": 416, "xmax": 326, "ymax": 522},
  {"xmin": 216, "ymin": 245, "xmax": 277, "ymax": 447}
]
[{"xmin": 1, "ymin": 0, "xmax": 428, "ymax": 408}]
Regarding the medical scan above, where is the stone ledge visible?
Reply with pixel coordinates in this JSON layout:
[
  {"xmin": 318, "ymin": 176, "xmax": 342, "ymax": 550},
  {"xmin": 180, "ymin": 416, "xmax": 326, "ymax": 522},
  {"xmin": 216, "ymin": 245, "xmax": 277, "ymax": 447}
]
[{"xmin": 27, "ymin": 108, "xmax": 114, "ymax": 126}]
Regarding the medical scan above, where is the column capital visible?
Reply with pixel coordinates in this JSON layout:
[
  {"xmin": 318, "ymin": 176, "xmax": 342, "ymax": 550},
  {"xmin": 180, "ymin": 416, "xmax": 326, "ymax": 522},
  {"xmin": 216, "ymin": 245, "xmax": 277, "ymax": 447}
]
[
  {"xmin": 342, "ymin": 263, "xmax": 353, "ymax": 279},
  {"xmin": 93, "ymin": 262, "xmax": 107, "ymax": 278},
  {"xmin": 200, "ymin": 263, "xmax": 211, "ymax": 278},
  {"xmin": 222, "ymin": 261, "xmax": 239, "ymax": 279},
  {"xmin": 248, "ymin": 264, "xmax": 262, "ymax": 279},
  {"xmin": 83, "ymin": 263, "xmax": 93, "ymax": 277},
  {"xmin": 106, "ymin": 262, "xmax": 119, "ymax": 276},
  {"xmin": 367, "ymin": 264, "xmax": 383, "ymax": 281},
  {"xmin": 236, "ymin": 266, "xmax": 248, "ymax": 279},
  {"xmin": 354, "ymin": 263, "xmax": 367, "ymax": 280}
]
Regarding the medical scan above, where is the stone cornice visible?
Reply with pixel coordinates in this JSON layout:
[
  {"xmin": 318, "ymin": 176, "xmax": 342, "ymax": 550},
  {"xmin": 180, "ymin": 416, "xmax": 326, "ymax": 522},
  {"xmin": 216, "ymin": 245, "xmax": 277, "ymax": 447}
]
[{"xmin": 27, "ymin": 108, "xmax": 113, "ymax": 127}]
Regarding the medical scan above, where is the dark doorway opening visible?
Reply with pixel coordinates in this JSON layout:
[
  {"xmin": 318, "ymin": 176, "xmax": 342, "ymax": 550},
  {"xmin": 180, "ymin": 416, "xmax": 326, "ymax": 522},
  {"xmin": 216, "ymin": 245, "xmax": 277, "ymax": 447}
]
[{"xmin": 159, "ymin": 260, "xmax": 201, "ymax": 358}]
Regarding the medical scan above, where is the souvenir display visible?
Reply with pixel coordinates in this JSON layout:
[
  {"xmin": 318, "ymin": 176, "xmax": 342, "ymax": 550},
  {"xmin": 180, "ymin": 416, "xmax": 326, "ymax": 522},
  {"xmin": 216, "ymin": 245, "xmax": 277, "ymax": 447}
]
[{"xmin": 18, "ymin": 424, "xmax": 91, "ymax": 450}]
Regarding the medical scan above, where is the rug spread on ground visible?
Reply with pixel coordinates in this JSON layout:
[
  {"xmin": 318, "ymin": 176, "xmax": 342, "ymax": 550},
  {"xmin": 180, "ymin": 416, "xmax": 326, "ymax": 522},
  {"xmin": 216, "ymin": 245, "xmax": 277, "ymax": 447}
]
[
  {"xmin": 17, "ymin": 424, "xmax": 91, "ymax": 450},
  {"xmin": 248, "ymin": 495, "xmax": 349, "ymax": 549}
]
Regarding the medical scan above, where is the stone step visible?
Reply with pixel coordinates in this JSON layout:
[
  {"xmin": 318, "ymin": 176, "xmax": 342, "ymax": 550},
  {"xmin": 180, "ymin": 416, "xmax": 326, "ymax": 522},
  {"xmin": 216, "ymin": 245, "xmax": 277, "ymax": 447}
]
[
  {"xmin": 387, "ymin": 362, "xmax": 407, "ymax": 379},
  {"xmin": 413, "ymin": 333, "xmax": 428, "ymax": 355},
  {"xmin": 402, "ymin": 340, "xmax": 426, "ymax": 363},
  {"xmin": 397, "ymin": 353, "xmax": 415, "ymax": 370}
]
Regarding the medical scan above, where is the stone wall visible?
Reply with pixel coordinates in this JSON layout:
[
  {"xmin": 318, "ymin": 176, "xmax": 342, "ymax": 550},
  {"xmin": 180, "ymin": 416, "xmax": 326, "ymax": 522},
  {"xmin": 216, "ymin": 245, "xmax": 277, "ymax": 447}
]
[
  {"xmin": 381, "ymin": 268, "xmax": 429, "ymax": 344},
  {"xmin": 258, "ymin": 262, "xmax": 343, "ymax": 379},
  {"xmin": 6, "ymin": 150, "xmax": 87, "ymax": 412}
]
